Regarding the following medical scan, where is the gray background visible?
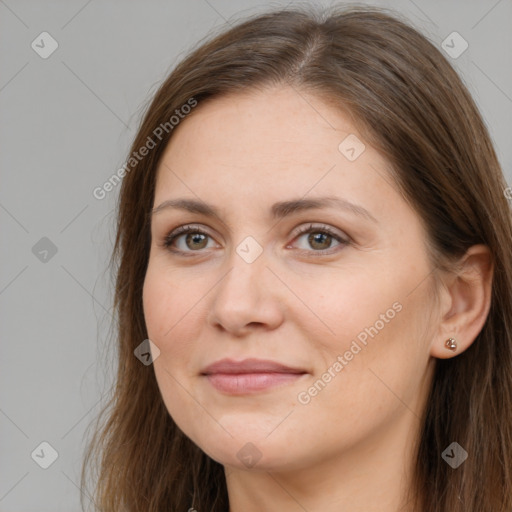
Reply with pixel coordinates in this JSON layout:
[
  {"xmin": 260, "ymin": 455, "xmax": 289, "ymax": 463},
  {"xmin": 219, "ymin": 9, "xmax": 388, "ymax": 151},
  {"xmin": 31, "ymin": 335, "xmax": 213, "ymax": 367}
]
[{"xmin": 1, "ymin": 0, "xmax": 511, "ymax": 510}]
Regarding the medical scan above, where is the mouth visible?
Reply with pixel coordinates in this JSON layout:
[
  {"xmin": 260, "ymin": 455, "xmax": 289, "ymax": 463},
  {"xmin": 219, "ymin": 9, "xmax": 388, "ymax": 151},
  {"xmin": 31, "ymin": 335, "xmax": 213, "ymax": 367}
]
[{"xmin": 200, "ymin": 358, "xmax": 308, "ymax": 395}]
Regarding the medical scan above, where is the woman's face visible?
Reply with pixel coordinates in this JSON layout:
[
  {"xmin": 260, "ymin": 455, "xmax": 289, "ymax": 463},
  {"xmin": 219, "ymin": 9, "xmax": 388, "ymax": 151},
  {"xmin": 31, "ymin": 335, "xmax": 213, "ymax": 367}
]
[{"xmin": 143, "ymin": 86, "xmax": 438, "ymax": 473}]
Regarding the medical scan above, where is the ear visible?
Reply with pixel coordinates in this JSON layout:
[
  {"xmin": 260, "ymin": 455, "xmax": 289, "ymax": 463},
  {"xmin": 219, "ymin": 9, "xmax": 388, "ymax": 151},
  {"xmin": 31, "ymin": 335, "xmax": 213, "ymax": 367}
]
[{"xmin": 430, "ymin": 244, "xmax": 494, "ymax": 359}]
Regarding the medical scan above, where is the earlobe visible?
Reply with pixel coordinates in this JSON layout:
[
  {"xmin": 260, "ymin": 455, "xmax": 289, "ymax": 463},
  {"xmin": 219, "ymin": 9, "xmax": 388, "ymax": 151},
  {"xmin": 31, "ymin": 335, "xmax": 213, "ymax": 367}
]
[{"xmin": 430, "ymin": 244, "xmax": 494, "ymax": 359}]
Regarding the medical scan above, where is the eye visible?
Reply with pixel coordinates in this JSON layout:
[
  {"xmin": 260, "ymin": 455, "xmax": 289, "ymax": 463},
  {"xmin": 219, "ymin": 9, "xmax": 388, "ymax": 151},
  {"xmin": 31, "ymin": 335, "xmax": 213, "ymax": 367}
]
[
  {"xmin": 162, "ymin": 224, "xmax": 218, "ymax": 255},
  {"xmin": 288, "ymin": 223, "xmax": 349, "ymax": 255}
]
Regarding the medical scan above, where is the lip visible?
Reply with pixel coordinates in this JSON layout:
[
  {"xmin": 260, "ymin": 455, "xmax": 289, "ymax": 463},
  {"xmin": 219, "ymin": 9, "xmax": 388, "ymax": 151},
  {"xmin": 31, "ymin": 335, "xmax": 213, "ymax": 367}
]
[
  {"xmin": 201, "ymin": 358, "xmax": 306, "ymax": 375},
  {"xmin": 200, "ymin": 358, "xmax": 308, "ymax": 395}
]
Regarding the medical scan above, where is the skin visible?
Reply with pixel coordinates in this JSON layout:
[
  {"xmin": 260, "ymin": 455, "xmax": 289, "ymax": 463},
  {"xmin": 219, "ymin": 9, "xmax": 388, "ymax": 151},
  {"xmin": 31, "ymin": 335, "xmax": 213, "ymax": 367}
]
[{"xmin": 142, "ymin": 86, "xmax": 493, "ymax": 512}]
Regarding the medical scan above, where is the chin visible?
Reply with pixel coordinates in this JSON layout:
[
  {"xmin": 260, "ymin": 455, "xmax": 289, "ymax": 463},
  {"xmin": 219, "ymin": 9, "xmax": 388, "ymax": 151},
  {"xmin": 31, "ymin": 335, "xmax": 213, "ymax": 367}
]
[{"xmin": 192, "ymin": 430, "xmax": 305, "ymax": 473}]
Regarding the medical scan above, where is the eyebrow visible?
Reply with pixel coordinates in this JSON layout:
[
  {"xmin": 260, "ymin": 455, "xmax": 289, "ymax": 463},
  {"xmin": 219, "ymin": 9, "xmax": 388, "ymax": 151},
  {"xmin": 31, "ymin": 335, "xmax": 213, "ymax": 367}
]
[{"xmin": 151, "ymin": 196, "xmax": 378, "ymax": 223}]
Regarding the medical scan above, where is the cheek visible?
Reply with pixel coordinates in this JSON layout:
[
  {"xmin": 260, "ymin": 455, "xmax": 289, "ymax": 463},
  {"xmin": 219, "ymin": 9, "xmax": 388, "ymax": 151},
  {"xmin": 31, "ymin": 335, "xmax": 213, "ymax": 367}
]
[
  {"xmin": 299, "ymin": 268, "xmax": 397, "ymax": 347},
  {"xmin": 142, "ymin": 267, "xmax": 204, "ymax": 433},
  {"xmin": 142, "ymin": 266, "xmax": 198, "ymax": 376},
  {"xmin": 292, "ymin": 303, "xmax": 426, "ymax": 456},
  {"xmin": 321, "ymin": 294, "xmax": 431, "ymax": 430},
  {"xmin": 302, "ymin": 263, "xmax": 430, "ymax": 401},
  {"xmin": 143, "ymin": 264, "xmax": 173, "ymax": 338},
  {"xmin": 143, "ymin": 263, "xmax": 199, "ymax": 340}
]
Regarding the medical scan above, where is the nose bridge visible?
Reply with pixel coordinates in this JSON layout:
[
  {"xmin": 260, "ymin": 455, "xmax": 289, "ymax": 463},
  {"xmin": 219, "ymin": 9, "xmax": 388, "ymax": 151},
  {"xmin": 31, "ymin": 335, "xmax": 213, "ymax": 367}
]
[
  {"xmin": 217, "ymin": 239, "xmax": 269, "ymax": 304},
  {"xmin": 208, "ymin": 237, "xmax": 284, "ymax": 333}
]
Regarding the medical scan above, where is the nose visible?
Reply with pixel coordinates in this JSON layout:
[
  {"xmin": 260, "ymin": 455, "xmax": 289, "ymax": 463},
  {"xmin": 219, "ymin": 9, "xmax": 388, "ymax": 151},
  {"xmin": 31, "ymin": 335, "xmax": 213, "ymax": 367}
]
[{"xmin": 207, "ymin": 247, "xmax": 285, "ymax": 336}]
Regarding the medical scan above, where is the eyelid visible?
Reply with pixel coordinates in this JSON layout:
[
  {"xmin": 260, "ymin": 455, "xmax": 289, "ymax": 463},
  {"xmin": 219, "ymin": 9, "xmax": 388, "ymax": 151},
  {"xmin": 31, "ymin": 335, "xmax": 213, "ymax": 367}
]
[{"xmin": 290, "ymin": 222, "xmax": 348, "ymax": 242}]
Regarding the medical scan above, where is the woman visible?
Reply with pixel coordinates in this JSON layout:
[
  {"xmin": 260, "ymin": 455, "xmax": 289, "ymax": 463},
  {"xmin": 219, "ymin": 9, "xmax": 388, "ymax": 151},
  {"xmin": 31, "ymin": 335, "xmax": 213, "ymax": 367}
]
[{"xmin": 81, "ymin": 4, "xmax": 512, "ymax": 511}]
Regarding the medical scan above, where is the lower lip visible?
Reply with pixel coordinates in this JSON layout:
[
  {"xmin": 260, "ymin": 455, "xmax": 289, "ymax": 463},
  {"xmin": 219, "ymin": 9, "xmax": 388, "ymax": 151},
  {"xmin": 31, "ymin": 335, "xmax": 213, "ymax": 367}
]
[{"xmin": 204, "ymin": 372, "xmax": 306, "ymax": 394}]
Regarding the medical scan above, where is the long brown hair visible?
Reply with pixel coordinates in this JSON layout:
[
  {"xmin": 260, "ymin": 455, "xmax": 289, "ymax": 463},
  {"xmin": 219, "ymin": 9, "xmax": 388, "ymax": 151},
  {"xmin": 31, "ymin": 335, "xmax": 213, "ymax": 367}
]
[{"xmin": 81, "ymin": 4, "xmax": 512, "ymax": 511}]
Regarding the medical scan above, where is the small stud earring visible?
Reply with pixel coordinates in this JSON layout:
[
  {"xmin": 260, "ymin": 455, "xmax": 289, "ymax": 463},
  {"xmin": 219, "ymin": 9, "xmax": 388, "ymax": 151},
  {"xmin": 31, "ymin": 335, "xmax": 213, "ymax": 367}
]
[{"xmin": 445, "ymin": 337, "xmax": 457, "ymax": 351}]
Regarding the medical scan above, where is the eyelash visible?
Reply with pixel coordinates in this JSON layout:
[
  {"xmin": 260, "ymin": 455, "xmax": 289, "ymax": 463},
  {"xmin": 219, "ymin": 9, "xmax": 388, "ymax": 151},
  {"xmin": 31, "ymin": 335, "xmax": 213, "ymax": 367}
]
[{"xmin": 161, "ymin": 223, "xmax": 350, "ymax": 257}]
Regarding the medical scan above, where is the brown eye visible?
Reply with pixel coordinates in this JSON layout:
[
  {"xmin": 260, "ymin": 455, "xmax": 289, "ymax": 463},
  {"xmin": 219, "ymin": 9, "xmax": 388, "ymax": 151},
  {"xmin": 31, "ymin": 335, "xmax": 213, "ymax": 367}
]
[
  {"xmin": 163, "ymin": 225, "xmax": 216, "ymax": 254},
  {"xmin": 291, "ymin": 223, "xmax": 349, "ymax": 255},
  {"xmin": 184, "ymin": 232, "xmax": 208, "ymax": 250}
]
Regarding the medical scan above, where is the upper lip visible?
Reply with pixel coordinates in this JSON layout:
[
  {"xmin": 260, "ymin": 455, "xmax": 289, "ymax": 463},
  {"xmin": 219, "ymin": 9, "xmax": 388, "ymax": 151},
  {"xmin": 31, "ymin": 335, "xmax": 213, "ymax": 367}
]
[{"xmin": 201, "ymin": 358, "xmax": 307, "ymax": 375}]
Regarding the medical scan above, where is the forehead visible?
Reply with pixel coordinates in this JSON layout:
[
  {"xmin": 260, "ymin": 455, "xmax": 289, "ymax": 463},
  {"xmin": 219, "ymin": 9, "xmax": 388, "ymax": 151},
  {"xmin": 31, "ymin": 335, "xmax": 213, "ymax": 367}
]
[
  {"xmin": 152, "ymin": 86, "xmax": 402, "ymax": 227},
  {"xmin": 162, "ymin": 88, "xmax": 355, "ymax": 164}
]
